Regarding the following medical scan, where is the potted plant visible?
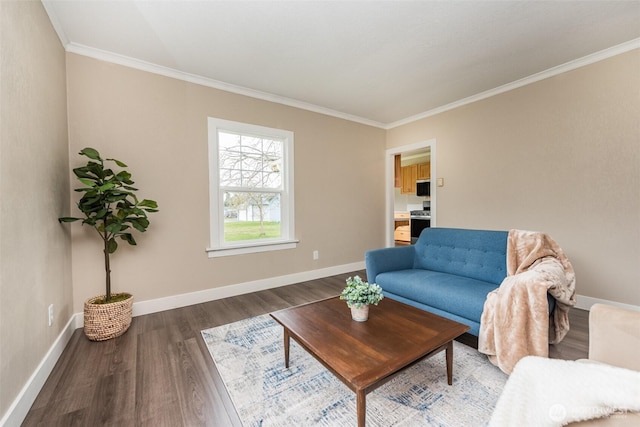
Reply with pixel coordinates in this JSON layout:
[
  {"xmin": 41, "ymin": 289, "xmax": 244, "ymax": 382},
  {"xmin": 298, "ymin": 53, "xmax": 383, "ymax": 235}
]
[
  {"xmin": 59, "ymin": 147, "xmax": 158, "ymax": 341},
  {"xmin": 339, "ymin": 276, "xmax": 384, "ymax": 322}
]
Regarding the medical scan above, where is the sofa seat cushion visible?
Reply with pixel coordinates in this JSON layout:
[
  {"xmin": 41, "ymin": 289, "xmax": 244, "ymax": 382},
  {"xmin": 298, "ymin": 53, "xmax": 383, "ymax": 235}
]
[{"xmin": 376, "ymin": 269, "xmax": 499, "ymax": 322}]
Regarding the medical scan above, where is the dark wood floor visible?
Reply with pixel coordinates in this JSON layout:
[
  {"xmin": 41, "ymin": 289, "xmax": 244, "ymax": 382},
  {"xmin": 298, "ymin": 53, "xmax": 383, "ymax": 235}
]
[{"xmin": 22, "ymin": 270, "xmax": 589, "ymax": 426}]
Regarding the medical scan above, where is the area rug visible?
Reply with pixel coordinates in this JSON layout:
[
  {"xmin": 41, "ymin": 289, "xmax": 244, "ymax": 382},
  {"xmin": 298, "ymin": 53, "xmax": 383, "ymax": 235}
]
[{"xmin": 201, "ymin": 314, "xmax": 507, "ymax": 426}]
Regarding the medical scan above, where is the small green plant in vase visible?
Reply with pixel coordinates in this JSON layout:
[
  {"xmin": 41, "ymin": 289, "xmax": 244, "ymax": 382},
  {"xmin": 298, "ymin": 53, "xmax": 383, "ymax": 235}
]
[{"xmin": 340, "ymin": 275, "xmax": 384, "ymax": 322}]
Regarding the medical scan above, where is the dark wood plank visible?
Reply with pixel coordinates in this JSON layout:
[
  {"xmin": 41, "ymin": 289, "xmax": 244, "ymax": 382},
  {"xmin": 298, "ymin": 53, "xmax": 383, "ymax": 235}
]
[
  {"xmin": 133, "ymin": 327, "xmax": 183, "ymax": 426},
  {"xmin": 21, "ymin": 270, "xmax": 588, "ymax": 426},
  {"xmin": 549, "ymin": 306, "xmax": 589, "ymax": 360},
  {"xmin": 168, "ymin": 338, "xmax": 228, "ymax": 426},
  {"xmin": 89, "ymin": 369, "xmax": 136, "ymax": 425}
]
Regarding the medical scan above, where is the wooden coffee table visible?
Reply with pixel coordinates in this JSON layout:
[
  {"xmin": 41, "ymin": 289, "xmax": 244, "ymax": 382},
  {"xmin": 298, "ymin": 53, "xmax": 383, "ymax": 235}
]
[{"xmin": 270, "ymin": 296, "xmax": 470, "ymax": 426}]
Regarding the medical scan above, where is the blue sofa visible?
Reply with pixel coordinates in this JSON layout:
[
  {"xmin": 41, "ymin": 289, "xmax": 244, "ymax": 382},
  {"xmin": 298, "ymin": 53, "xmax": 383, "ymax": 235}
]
[{"xmin": 365, "ymin": 227, "xmax": 554, "ymax": 336}]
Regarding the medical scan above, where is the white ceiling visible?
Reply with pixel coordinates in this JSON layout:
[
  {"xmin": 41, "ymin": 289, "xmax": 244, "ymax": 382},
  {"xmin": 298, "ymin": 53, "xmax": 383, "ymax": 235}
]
[{"xmin": 43, "ymin": 1, "xmax": 640, "ymax": 128}]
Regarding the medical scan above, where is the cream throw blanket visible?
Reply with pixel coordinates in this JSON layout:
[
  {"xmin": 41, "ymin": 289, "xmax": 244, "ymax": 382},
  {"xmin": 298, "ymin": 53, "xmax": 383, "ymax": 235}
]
[
  {"xmin": 479, "ymin": 229, "xmax": 576, "ymax": 374},
  {"xmin": 489, "ymin": 356, "xmax": 640, "ymax": 426}
]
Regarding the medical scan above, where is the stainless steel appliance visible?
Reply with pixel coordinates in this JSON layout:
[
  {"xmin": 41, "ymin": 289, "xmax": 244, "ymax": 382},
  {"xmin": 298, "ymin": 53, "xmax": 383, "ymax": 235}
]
[{"xmin": 410, "ymin": 203, "xmax": 431, "ymax": 243}]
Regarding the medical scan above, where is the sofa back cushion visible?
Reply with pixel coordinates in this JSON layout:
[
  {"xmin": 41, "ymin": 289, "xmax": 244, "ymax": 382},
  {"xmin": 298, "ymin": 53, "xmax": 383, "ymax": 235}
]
[{"xmin": 414, "ymin": 228, "xmax": 508, "ymax": 285}]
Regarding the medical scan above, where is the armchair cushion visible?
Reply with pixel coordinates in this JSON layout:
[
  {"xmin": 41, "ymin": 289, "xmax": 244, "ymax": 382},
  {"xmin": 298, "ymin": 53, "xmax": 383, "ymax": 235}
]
[{"xmin": 489, "ymin": 356, "xmax": 640, "ymax": 427}]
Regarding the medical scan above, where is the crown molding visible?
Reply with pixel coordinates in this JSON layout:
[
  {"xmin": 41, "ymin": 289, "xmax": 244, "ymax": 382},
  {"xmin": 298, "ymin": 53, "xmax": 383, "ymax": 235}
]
[
  {"xmin": 57, "ymin": 27, "xmax": 638, "ymax": 131},
  {"xmin": 386, "ymin": 38, "xmax": 640, "ymax": 129},
  {"xmin": 65, "ymin": 43, "xmax": 387, "ymax": 129},
  {"xmin": 41, "ymin": 0, "xmax": 69, "ymax": 47}
]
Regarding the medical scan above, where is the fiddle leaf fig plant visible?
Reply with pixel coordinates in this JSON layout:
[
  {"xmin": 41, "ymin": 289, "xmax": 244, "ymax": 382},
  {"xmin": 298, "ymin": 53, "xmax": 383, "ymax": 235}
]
[{"xmin": 59, "ymin": 147, "xmax": 158, "ymax": 303}]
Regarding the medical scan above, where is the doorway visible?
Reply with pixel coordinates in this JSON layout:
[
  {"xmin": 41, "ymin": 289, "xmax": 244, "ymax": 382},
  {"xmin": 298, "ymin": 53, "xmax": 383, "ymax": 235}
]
[{"xmin": 385, "ymin": 139, "xmax": 436, "ymax": 247}]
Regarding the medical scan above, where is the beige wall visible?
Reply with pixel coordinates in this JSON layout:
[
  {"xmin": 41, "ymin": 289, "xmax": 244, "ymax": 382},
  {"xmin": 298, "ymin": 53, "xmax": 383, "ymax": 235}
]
[
  {"xmin": 0, "ymin": 0, "xmax": 71, "ymax": 418},
  {"xmin": 65, "ymin": 54, "xmax": 387, "ymax": 311},
  {"xmin": 388, "ymin": 49, "xmax": 640, "ymax": 306}
]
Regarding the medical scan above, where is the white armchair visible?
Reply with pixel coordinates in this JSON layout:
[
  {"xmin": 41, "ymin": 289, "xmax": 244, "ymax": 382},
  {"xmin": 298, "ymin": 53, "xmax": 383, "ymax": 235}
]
[
  {"xmin": 567, "ymin": 303, "xmax": 640, "ymax": 426},
  {"xmin": 489, "ymin": 303, "xmax": 640, "ymax": 427}
]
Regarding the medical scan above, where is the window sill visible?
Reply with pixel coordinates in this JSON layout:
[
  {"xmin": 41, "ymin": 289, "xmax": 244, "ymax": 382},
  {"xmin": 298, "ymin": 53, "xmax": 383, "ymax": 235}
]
[{"xmin": 206, "ymin": 239, "xmax": 299, "ymax": 258}]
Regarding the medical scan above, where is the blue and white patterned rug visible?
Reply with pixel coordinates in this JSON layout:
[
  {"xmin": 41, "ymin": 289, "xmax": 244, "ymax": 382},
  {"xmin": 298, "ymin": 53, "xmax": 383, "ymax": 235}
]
[{"xmin": 201, "ymin": 314, "xmax": 507, "ymax": 426}]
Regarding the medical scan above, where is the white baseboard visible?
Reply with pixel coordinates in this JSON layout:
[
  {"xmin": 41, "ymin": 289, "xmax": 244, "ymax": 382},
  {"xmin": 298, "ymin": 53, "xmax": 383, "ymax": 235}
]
[
  {"xmin": 6, "ymin": 261, "xmax": 638, "ymax": 427},
  {"xmin": 129, "ymin": 261, "xmax": 365, "ymax": 319}
]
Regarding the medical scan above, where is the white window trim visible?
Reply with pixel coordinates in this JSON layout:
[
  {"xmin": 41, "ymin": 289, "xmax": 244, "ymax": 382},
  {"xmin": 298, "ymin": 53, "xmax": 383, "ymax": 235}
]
[{"xmin": 206, "ymin": 117, "xmax": 297, "ymax": 258}]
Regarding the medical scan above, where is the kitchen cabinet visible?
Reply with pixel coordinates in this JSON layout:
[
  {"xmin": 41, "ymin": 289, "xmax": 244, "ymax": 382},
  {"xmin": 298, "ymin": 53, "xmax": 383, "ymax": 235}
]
[
  {"xmin": 417, "ymin": 162, "xmax": 430, "ymax": 180},
  {"xmin": 394, "ymin": 155, "xmax": 401, "ymax": 188},
  {"xmin": 401, "ymin": 165, "xmax": 417, "ymax": 194},
  {"xmin": 394, "ymin": 212, "xmax": 410, "ymax": 243},
  {"xmin": 394, "ymin": 226, "xmax": 410, "ymax": 243}
]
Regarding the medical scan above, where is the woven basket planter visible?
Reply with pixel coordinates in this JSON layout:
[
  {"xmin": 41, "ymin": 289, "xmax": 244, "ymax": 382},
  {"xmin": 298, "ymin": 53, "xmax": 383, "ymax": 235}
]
[{"xmin": 83, "ymin": 293, "xmax": 133, "ymax": 341}]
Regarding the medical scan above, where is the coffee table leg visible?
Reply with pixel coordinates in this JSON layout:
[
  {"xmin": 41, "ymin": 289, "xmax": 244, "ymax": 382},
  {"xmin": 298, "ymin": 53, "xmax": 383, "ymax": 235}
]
[
  {"xmin": 283, "ymin": 328, "xmax": 290, "ymax": 368},
  {"xmin": 446, "ymin": 341, "xmax": 453, "ymax": 385},
  {"xmin": 356, "ymin": 390, "xmax": 366, "ymax": 427}
]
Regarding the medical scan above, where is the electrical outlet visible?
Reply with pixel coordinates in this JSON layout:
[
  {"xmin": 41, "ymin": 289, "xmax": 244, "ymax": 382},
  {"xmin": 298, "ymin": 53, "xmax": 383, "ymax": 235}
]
[
  {"xmin": 48, "ymin": 304, "xmax": 54, "ymax": 326},
  {"xmin": 313, "ymin": 250, "xmax": 319, "ymax": 260}
]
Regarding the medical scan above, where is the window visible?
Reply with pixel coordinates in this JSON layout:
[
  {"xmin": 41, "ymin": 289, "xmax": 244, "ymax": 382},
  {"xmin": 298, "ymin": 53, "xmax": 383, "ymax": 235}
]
[{"xmin": 207, "ymin": 118, "xmax": 296, "ymax": 257}]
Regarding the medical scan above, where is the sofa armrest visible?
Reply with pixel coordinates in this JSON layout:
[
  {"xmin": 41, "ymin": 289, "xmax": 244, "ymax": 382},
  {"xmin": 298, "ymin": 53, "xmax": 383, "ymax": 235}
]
[
  {"xmin": 589, "ymin": 303, "xmax": 640, "ymax": 371},
  {"xmin": 365, "ymin": 245, "xmax": 416, "ymax": 283}
]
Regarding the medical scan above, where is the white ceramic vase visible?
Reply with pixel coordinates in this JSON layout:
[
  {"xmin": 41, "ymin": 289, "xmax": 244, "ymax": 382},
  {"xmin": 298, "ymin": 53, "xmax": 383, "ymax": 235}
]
[{"xmin": 350, "ymin": 305, "xmax": 369, "ymax": 322}]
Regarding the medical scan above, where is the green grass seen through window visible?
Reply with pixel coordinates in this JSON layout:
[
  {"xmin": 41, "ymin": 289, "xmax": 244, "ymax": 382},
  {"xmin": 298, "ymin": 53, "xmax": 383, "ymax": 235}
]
[{"xmin": 224, "ymin": 221, "xmax": 281, "ymax": 241}]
